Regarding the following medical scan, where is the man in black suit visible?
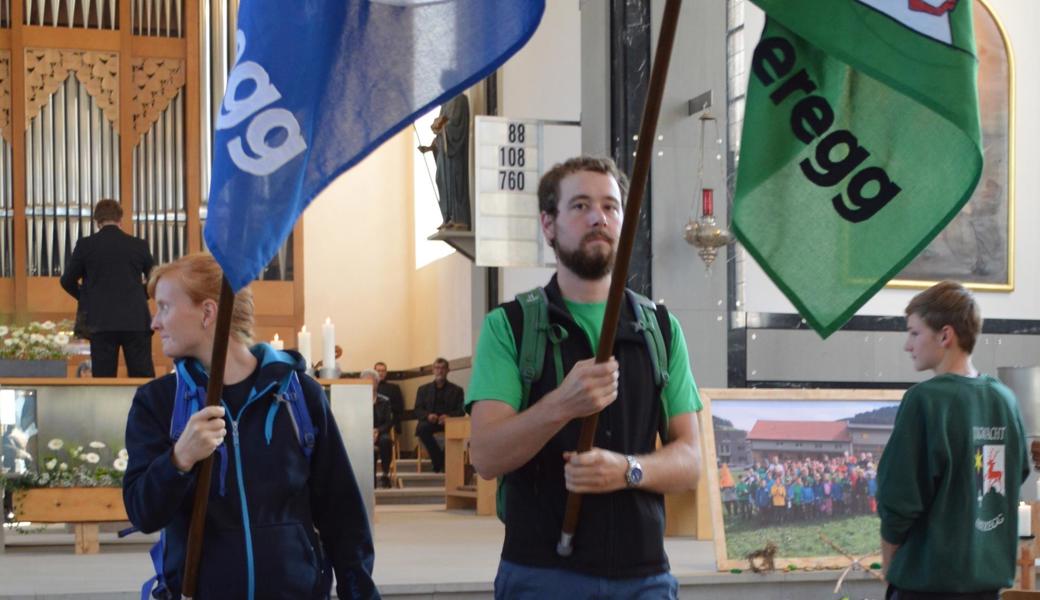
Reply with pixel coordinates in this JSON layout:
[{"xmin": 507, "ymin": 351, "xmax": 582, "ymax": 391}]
[
  {"xmin": 60, "ymin": 199, "xmax": 155, "ymax": 377},
  {"xmin": 374, "ymin": 361, "xmax": 405, "ymax": 435},
  {"xmin": 414, "ymin": 357, "xmax": 464, "ymax": 472}
]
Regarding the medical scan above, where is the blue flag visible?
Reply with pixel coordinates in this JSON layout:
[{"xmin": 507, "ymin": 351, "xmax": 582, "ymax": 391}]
[{"xmin": 205, "ymin": 0, "xmax": 545, "ymax": 291}]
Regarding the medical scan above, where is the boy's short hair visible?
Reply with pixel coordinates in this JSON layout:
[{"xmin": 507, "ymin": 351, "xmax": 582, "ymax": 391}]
[
  {"xmin": 537, "ymin": 156, "xmax": 629, "ymax": 217},
  {"xmin": 92, "ymin": 199, "xmax": 123, "ymax": 223},
  {"xmin": 904, "ymin": 280, "xmax": 982, "ymax": 353}
]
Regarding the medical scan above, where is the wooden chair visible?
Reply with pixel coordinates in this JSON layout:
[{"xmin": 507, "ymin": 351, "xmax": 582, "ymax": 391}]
[
  {"xmin": 415, "ymin": 431, "xmax": 446, "ymax": 472},
  {"xmin": 388, "ymin": 429, "xmax": 401, "ymax": 487}
]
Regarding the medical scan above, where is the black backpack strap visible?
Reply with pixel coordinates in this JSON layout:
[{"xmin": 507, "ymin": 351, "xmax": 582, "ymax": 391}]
[
  {"xmin": 625, "ymin": 290, "xmax": 674, "ymax": 444},
  {"xmin": 625, "ymin": 289, "xmax": 669, "ymax": 388},
  {"xmin": 497, "ymin": 287, "xmax": 570, "ymax": 523}
]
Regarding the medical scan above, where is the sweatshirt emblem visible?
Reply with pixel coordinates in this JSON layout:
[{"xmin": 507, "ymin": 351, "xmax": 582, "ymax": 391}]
[{"xmin": 976, "ymin": 444, "xmax": 1006, "ymax": 500}]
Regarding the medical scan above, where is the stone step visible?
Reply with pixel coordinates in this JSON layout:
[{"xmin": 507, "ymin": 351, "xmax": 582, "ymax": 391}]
[
  {"xmin": 392, "ymin": 458, "xmax": 437, "ymax": 473},
  {"xmin": 375, "ymin": 487, "xmax": 445, "ymax": 505},
  {"xmin": 395, "ymin": 472, "xmax": 445, "ymax": 488}
]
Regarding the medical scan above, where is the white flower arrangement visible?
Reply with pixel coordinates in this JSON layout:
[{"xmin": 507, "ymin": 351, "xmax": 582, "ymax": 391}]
[
  {"xmin": 4, "ymin": 438, "xmax": 126, "ymax": 490},
  {"xmin": 0, "ymin": 320, "xmax": 73, "ymax": 361}
]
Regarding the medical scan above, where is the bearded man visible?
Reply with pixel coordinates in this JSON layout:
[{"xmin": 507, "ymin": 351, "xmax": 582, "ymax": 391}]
[{"xmin": 465, "ymin": 156, "xmax": 702, "ymax": 599}]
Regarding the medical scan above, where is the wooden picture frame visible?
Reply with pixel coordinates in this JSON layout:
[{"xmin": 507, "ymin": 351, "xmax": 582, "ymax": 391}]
[
  {"xmin": 890, "ymin": 0, "xmax": 1014, "ymax": 291},
  {"xmin": 701, "ymin": 388, "xmax": 904, "ymax": 571}
]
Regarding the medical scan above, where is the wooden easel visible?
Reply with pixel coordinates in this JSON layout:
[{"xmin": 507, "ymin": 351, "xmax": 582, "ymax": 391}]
[{"xmin": 1014, "ymin": 501, "xmax": 1040, "ymax": 591}]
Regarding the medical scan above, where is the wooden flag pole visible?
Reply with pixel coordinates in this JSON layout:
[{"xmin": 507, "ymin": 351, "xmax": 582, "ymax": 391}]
[
  {"xmin": 181, "ymin": 276, "xmax": 236, "ymax": 598},
  {"xmin": 556, "ymin": 0, "xmax": 683, "ymax": 557}
]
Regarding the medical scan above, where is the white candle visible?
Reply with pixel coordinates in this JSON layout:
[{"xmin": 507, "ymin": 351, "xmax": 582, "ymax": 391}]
[
  {"xmin": 270, "ymin": 333, "xmax": 284, "ymax": 350},
  {"xmin": 297, "ymin": 326, "xmax": 312, "ymax": 369},
  {"xmin": 1019, "ymin": 502, "xmax": 1032, "ymax": 537},
  {"xmin": 322, "ymin": 317, "xmax": 336, "ymax": 373},
  {"xmin": 0, "ymin": 389, "xmax": 15, "ymax": 425}
]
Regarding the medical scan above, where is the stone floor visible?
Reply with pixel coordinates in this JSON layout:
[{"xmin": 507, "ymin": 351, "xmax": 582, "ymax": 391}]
[{"xmin": 0, "ymin": 507, "xmax": 887, "ymax": 599}]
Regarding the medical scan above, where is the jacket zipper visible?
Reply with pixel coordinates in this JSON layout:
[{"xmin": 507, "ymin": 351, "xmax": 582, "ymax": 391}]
[{"xmin": 221, "ymin": 380, "xmax": 274, "ymax": 600}]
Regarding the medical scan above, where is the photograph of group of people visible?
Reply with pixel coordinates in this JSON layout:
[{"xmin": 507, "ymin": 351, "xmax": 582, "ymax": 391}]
[
  {"xmin": 711, "ymin": 400, "xmax": 900, "ymax": 560},
  {"xmin": 720, "ymin": 453, "xmax": 878, "ymax": 525}
]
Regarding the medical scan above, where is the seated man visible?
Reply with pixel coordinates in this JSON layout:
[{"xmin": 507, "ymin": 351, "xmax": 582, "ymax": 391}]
[
  {"xmin": 362, "ymin": 369, "xmax": 394, "ymax": 489},
  {"xmin": 374, "ymin": 361, "xmax": 405, "ymax": 435},
  {"xmin": 413, "ymin": 357, "xmax": 464, "ymax": 472}
]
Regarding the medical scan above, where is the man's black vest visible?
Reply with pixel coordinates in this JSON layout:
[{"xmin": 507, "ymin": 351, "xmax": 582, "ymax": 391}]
[{"xmin": 499, "ymin": 275, "xmax": 672, "ymax": 578}]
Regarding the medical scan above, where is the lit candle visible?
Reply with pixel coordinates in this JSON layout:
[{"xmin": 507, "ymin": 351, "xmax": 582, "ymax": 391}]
[
  {"xmin": 1019, "ymin": 502, "xmax": 1032, "ymax": 537},
  {"xmin": 322, "ymin": 317, "xmax": 336, "ymax": 374},
  {"xmin": 701, "ymin": 188, "xmax": 714, "ymax": 217},
  {"xmin": 270, "ymin": 333, "xmax": 284, "ymax": 350},
  {"xmin": 297, "ymin": 326, "xmax": 312, "ymax": 370}
]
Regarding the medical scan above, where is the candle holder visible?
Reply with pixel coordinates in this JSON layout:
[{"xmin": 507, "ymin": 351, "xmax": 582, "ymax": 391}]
[
  {"xmin": 684, "ymin": 111, "xmax": 732, "ymax": 270},
  {"xmin": 1019, "ymin": 538, "xmax": 1037, "ymax": 590}
]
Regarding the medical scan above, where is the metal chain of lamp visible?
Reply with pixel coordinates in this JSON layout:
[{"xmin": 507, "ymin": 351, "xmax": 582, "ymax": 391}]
[{"xmin": 683, "ymin": 110, "xmax": 732, "ymax": 270}]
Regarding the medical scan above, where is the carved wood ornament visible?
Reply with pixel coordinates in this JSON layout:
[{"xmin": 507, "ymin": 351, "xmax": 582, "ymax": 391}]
[
  {"xmin": 24, "ymin": 49, "xmax": 119, "ymax": 128},
  {"xmin": 130, "ymin": 58, "xmax": 186, "ymax": 140}
]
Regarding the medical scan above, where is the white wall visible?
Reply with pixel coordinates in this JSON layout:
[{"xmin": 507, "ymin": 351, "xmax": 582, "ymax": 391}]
[
  {"xmin": 740, "ymin": 0, "xmax": 1040, "ymax": 321},
  {"xmin": 302, "ymin": 130, "xmax": 473, "ymax": 371},
  {"xmin": 495, "ymin": 0, "xmax": 583, "ymax": 303},
  {"xmin": 303, "ymin": 134, "xmax": 414, "ymax": 371},
  {"xmin": 501, "ymin": 1, "xmax": 581, "ymax": 122}
]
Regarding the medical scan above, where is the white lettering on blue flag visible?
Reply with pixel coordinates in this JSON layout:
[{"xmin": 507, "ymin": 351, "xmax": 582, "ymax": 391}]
[
  {"xmin": 216, "ymin": 31, "xmax": 307, "ymax": 176},
  {"xmin": 204, "ymin": 0, "xmax": 545, "ymax": 292}
]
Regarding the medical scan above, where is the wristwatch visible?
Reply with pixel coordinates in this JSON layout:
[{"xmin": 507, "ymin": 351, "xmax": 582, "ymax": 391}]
[{"xmin": 624, "ymin": 455, "xmax": 643, "ymax": 488}]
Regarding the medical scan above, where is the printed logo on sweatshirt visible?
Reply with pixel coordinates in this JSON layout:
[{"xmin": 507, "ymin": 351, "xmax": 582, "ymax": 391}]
[
  {"xmin": 975, "ymin": 513, "xmax": 1005, "ymax": 532},
  {"xmin": 974, "ymin": 426, "xmax": 1007, "ymax": 442},
  {"xmin": 981, "ymin": 445, "xmax": 1006, "ymax": 496},
  {"xmin": 975, "ymin": 441, "xmax": 1007, "ymax": 510},
  {"xmin": 973, "ymin": 427, "xmax": 1010, "ymax": 532}
]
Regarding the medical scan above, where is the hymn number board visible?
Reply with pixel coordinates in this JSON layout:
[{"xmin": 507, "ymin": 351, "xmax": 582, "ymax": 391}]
[{"xmin": 474, "ymin": 116, "xmax": 580, "ymax": 267}]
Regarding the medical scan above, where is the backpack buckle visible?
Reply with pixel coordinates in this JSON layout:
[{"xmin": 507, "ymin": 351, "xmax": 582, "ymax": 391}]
[{"xmin": 547, "ymin": 323, "xmax": 568, "ymax": 344}]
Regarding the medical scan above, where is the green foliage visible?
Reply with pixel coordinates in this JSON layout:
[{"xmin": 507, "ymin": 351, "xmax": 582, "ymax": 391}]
[
  {"xmin": 0, "ymin": 320, "xmax": 73, "ymax": 360},
  {"xmin": 724, "ymin": 513, "xmax": 881, "ymax": 560}
]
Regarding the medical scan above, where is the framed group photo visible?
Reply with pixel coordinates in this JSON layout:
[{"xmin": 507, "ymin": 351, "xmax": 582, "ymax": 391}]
[{"xmin": 700, "ymin": 388, "xmax": 904, "ymax": 571}]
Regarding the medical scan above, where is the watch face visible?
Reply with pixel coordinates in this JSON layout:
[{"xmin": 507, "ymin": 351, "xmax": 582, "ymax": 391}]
[{"xmin": 630, "ymin": 466, "xmax": 643, "ymax": 485}]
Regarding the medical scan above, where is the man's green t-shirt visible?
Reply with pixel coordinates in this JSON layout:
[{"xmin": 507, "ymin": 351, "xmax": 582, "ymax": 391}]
[{"xmin": 465, "ymin": 298, "xmax": 701, "ymax": 421}]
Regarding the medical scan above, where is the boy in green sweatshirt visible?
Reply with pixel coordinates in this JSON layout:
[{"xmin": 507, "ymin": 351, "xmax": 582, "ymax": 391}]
[{"xmin": 878, "ymin": 281, "xmax": 1029, "ymax": 600}]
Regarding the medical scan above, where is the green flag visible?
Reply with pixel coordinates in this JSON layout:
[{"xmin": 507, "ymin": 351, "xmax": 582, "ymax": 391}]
[{"xmin": 733, "ymin": 0, "xmax": 982, "ymax": 337}]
